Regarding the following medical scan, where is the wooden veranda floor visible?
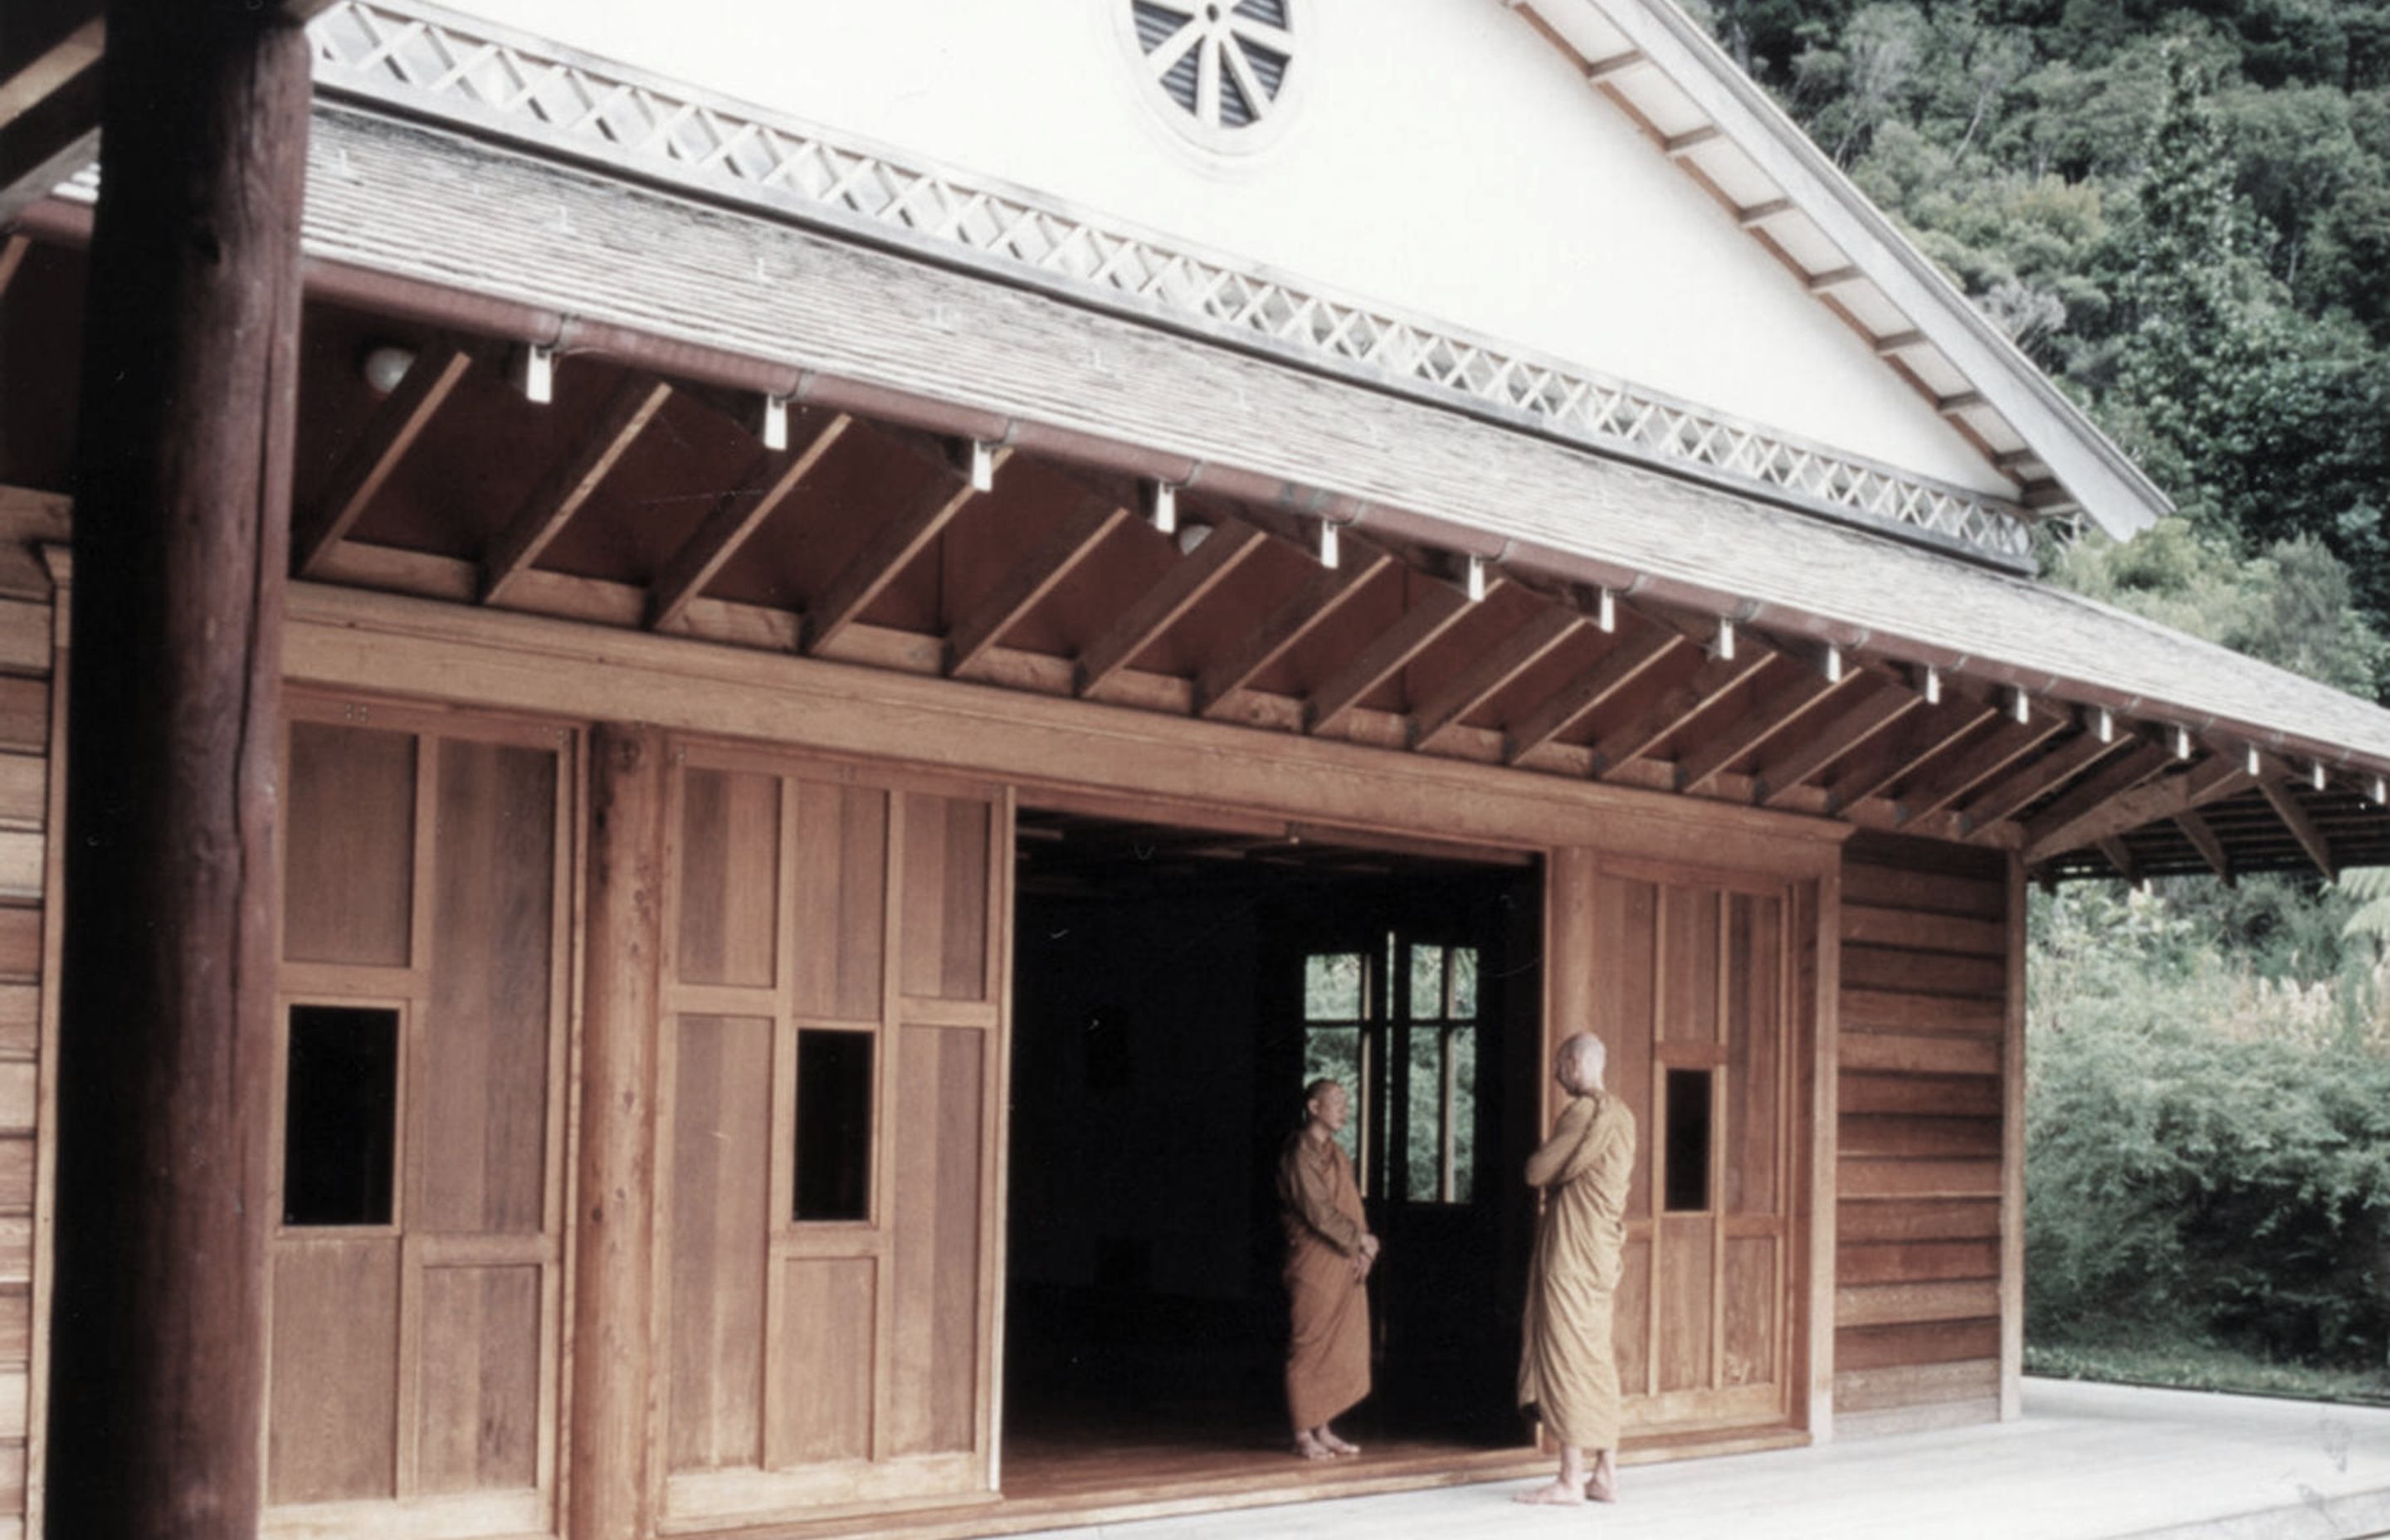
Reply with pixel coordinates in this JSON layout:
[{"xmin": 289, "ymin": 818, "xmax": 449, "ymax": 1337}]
[{"xmin": 994, "ymin": 1379, "xmax": 2390, "ymax": 1540}]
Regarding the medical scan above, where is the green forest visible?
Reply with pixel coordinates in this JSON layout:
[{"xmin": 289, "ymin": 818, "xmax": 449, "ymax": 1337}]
[{"xmin": 1686, "ymin": 0, "xmax": 2390, "ymax": 1396}]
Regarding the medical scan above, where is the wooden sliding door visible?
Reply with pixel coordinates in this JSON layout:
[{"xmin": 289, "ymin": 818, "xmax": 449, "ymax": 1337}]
[
  {"xmin": 264, "ymin": 702, "xmax": 575, "ymax": 1538},
  {"xmin": 1553, "ymin": 853, "xmax": 1805, "ymax": 1441},
  {"xmin": 660, "ymin": 744, "xmax": 1012, "ymax": 1526}
]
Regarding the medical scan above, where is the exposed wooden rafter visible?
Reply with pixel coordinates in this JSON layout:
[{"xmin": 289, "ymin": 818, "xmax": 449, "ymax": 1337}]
[
  {"xmin": 481, "ymin": 377, "xmax": 674, "ymax": 606},
  {"xmin": 948, "ymin": 490, "xmax": 1129, "ymax": 677},
  {"xmin": 807, "ymin": 443, "xmax": 1012, "ymax": 656},
  {"xmin": 0, "ymin": 235, "xmax": 28, "ymax": 299},
  {"xmin": 1077, "ymin": 520, "xmax": 1268, "ymax": 696},
  {"xmin": 1900, "ymin": 710, "xmax": 2067, "ymax": 822},
  {"xmin": 1754, "ymin": 686, "xmax": 1919, "ymax": 808},
  {"xmin": 2018, "ymin": 751, "xmax": 2258, "ymax": 865},
  {"xmin": 648, "ymin": 411, "xmax": 852, "ymax": 632},
  {"xmin": 294, "ymin": 343, "xmax": 474, "ymax": 579},
  {"xmin": 1195, "ymin": 544, "xmax": 1395, "ymax": 718},
  {"xmin": 1957, "ymin": 729, "xmax": 2120, "ymax": 831},
  {"xmin": 2174, "ymin": 807, "xmax": 2233, "ymax": 881},
  {"xmin": 2095, "ymin": 835, "xmax": 2142, "ymax": 885},
  {"xmin": 1503, "ymin": 624, "xmax": 1684, "ymax": 766},
  {"xmin": 2004, "ymin": 741, "xmax": 2174, "ymax": 854},
  {"xmin": 1590, "ymin": 646, "xmax": 1773, "ymax": 781},
  {"xmin": 1675, "ymin": 655, "xmax": 1858, "ymax": 792},
  {"xmin": 1308, "ymin": 578, "xmax": 1487, "ymax": 737},
  {"xmin": 0, "ymin": 16, "xmax": 103, "ymax": 226},
  {"xmin": 1411, "ymin": 607, "xmax": 1586, "ymax": 752},
  {"xmin": 2259, "ymin": 779, "xmax": 2338, "ymax": 881},
  {"xmin": 1826, "ymin": 695, "xmax": 1999, "ymax": 812}
]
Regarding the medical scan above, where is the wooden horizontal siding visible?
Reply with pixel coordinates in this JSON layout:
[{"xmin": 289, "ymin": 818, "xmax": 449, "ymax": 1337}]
[{"xmin": 1833, "ymin": 832, "xmax": 2009, "ymax": 1439}]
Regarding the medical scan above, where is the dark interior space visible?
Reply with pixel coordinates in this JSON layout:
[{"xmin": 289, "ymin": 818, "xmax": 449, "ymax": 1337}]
[{"xmin": 1003, "ymin": 806, "xmax": 1544, "ymax": 1479}]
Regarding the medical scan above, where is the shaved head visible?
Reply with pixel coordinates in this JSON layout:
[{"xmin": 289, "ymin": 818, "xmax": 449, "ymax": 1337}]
[{"xmin": 1554, "ymin": 1032, "xmax": 1607, "ymax": 1094}]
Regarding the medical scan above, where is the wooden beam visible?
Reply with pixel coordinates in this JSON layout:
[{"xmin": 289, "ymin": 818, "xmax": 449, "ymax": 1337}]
[
  {"xmin": 1307, "ymin": 578, "xmax": 1485, "ymax": 736},
  {"xmin": 1959, "ymin": 729, "xmax": 2125, "ymax": 832},
  {"xmin": 1664, "ymin": 124, "xmax": 1723, "ymax": 156},
  {"xmin": 291, "ymin": 342, "xmax": 473, "ymax": 578},
  {"xmin": 571, "ymin": 724, "xmax": 666, "ymax": 1540},
  {"xmin": 1675, "ymin": 656, "xmax": 1857, "ymax": 792},
  {"xmin": 648, "ymin": 411, "xmax": 851, "ymax": 632},
  {"xmin": 482, "ymin": 376, "xmax": 674, "ymax": 605},
  {"xmin": 2174, "ymin": 807, "xmax": 2232, "ymax": 881},
  {"xmin": 2018, "ymin": 753, "xmax": 2258, "ymax": 865},
  {"xmin": 947, "ymin": 489, "xmax": 1128, "ymax": 676},
  {"xmin": 1873, "ymin": 329, "xmax": 1927, "ymax": 355},
  {"xmin": 1827, "ymin": 697, "xmax": 1999, "ymax": 812},
  {"xmin": 1503, "ymin": 624, "xmax": 1683, "ymax": 765},
  {"xmin": 807, "ymin": 445, "xmax": 1011, "ymax": 657},
  {"xmin": 1411, "ymin": 607, "xmax": 1585, "ymax": 752},
  {"xmin": 1736, "ymin": 197, "xmax": 1795, "ymax": 227},
  {"xmin": 1585, "ymin": 49, "xmax": 1646, "ymax": 81},
  {"xmin": 0, "ymin": 16, "xmax": 101, "ymax": 226},
  {"xmin": 1195, "ymin": 543, "xmax": 1394, "ymax": 717},
  {"xmin": 49, "ymin": 8, "xmax": 311, "ymax": 1537},
  {"xmin": 1936, "ymin": 390, "xmax": 1988, "ymax": 415},
  {"xmin": 1590, "ymin": 646, "xmax": 1773, "ymax": 780},
  {"xmin": 2095, "ymin": 835, "xmax": 2141, "ymax": 885},
  {"xmin": 1900, "ymin": 711, "xmax": 2067, "ymax": 821},
  {"xmin": 1755, "ymin": 686, "xmax": 1920, "ymax": 807},
  {"xmin": 0, "ymin": 233, "xmax": 28, "ymax": 299},
  {"xmin": 1077, "ymin": 519, "xmax": 1267, "ymax": 696},
  {"xmin": 2006, "ymin": 741, "xmax": 2175, "ymax": 851},
  {"xmin": 2260, "ymin": 779, "xmax": 2337, "ymax": 881},
  {"xmin": 1806, "ymin": 265, "xmax": 1864, "ymax": 293}
]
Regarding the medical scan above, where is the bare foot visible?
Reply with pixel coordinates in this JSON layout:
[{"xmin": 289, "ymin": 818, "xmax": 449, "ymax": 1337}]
[
  {"xmin": 1293, "ymin": 1431, "xmax": 1335, "ymax": 1462},
  {"xmin": 1585, "ymin": 1472, "xmax": 1617, "ymax": 1503},
  {"xmin": 1512, "ymin": 1480, "xmax": 1587, "ymax": 1506},
  {"xmin": 1319, "ymin": 1430, "xmax": 1362, "ymax": 1456}
]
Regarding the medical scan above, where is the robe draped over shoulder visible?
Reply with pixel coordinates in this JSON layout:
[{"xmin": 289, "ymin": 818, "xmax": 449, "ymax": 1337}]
[
  {"xmin": 1517, "ymin": 1090, "xmax": 1636, "ymax": 1450},
  {"xmin": 1277, "ymin": 1130, "xmax": 1371, "ymax": 1430}
]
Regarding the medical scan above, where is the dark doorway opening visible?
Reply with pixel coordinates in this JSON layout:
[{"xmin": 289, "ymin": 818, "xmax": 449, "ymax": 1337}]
[{"xmin": 1002, "ymin": 806, "xmax": 1543, "ymax": 1499}]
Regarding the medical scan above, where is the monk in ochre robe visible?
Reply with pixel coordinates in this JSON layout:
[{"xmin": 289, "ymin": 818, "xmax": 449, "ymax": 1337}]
[
  {"xmin": 1276, "ymin": 1078, "xmax": 1378, "ymax": 1460},
  {"xmin": 1516, "ymin": 1031, "xmax": 1636, "ymax": 1506}
]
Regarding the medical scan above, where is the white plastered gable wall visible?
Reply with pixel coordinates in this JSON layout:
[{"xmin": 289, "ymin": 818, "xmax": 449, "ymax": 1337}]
[{"xmin": 447, "ymin": 0, "xmax": 2018, "ymax": 501}]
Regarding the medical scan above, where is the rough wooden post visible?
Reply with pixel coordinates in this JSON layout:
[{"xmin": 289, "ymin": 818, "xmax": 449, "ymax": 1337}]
[
  {"xmin": 572, "ymin": 724, "xmax": 668, "ymax": 1540},
  {"xmin": 44, "ymin": 3, "xmax": 310, "ymax": 1537}
]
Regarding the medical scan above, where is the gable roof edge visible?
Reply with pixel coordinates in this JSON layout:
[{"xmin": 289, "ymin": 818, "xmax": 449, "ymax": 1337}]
[{"xmin": 1534, "ymin": 0, "xmax": 2173, "ymax": 540}]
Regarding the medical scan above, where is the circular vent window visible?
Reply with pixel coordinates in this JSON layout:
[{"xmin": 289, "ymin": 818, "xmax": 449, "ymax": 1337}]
[{"xmin": 1124, "ymin": 0, "xmax": 1307, "ymax": 153}]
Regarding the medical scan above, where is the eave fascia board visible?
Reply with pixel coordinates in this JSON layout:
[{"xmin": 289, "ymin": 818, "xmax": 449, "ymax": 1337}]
[{"xmin": 1549, "ymin": 0, "xmax": 2172, "ymax": 540}]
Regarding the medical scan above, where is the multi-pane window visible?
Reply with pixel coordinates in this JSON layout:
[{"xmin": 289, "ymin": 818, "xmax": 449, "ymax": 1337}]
[{"xmin": 1299, "ymin": 935, "xmax": 1480, "ymax": 1204}]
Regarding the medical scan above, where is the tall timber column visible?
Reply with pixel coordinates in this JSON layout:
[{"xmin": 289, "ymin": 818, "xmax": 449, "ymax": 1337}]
[
  {"xmin": 46, "ymin": 3, "xmax": 311, "ymax": 1535},
  {"xmin": 572, "ymin": 724, "xmax": 668, "ymax": 1540}
]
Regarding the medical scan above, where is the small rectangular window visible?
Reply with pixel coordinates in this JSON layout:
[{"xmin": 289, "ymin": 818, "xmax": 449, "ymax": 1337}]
[
  {"xmin": 1305, "ymin": 953, "xmax": 1363, "ymax": 1021},
  {"xmin": 1664, "ymin": 1067, "xmax": 1713, "ymax": 1213},
  {"xmin": 793, "ymin": 1030, "xmax": 873, "ymax": 1221},
  {"xmin": 1403, "ymin": 1026, "xmax": 1442, "ymax": 1201},
  {"xmin": 283, "ymin": 1004, "xmax": 400, "ymax": 1227}
]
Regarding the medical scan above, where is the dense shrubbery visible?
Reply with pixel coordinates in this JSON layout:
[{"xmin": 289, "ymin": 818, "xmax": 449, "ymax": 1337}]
[{"xmin": 2027, "ymin": 884, "xmax": 2390, "ymax": 1368}]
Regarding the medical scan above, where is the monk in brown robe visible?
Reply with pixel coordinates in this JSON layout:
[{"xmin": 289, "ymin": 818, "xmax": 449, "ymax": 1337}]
[
  {"xmin": 1276, "ymin": 1078, "xmax": 1378, "ymax": 1460},
  {"xmin": 1515, "ymin": 1031, "xmax": 1635, "ymax": 1506}
]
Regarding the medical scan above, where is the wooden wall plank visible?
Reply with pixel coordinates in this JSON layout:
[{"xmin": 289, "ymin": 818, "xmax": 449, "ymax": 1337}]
[
  {"xmin": 1660, "ymin": 885, "xmax": 1720, "ymax": 1045},
  {"xmin": 1837, "ymin": 905, "xmax": 2005, "ymax": 956},
  {"xmin": 1836, "ymin": 1199, "xmax": 2001, "ymax": 1244},
  {"xmin": 0, "ymin": 760, "xmax": 41, "ymax": 831},
  {"xmin": 0, "ymin": 1143, "xmax": 29, "ymax": 1216},
  {"xmin": 1838, "ymin": 1158, "xmax": 2001, "ymax": 1200},
  {"xmin": 1839, "ymin": 1031, "xmax": 2001, "ymax": 1076},
  {"xmin": 1839, "ymin": 862, "xmax": 2003, "ymax": 918},
  {"xmin": 0, "ymin": 988, "xmax": 33, "ymax": 1060},
  {"xmin": 1839, "ymin": 1115, "xmax": 2002, "ymax": 1160},
  {"xmin": 284, "ymin": 721, "xmax": 417, "ymax": 967},
  {"xmin": 1840, "ymin": 946, "xmax": 2004, "ymax": 999},
  {"xmin": 0, "ymin": 606, "xmax": 46, "ymax": 675},
  {"xmin": 0, "ymin": 1068, "xmax": 29, "ymax": 1135},
  {"xmin": 1835, "ymin": 1280, "xmax": 2002, "ymax": 1328},
  {"xmin": 268, "ymin": 1241, "xmax": 401, "ymax": 1505},
  {"xmin": 668, "ymin": 1015, "xmax": 773, "ymax": 1473},
  {"xmin": 0, "ymin": 683, "xmax": 45, "ymax": 753},
  {"xmin": 1832, "ymin": 1359, "xmax": 2000, "ymax": 1413},
  {"xmin": 1840, "ymin": 1072, "xmax": 1999, "ymax": 1118},
  {"xmin": 0, "ymin": 914, "xmax": 42, "ymax": 985},
  {"xmin": 1837, "ymin": 1240, "xmax": 1999, "ymax": 1284},
  {"xmin": 1841, "ymin": 990, "xmax": 2005, "ymax": 1036},
  {"xmin": 1835, "ymin": 1319, "xmax": 1999, "ymax": 1371},
  {"xmin": 900, "ymin": 797, "xmax": 988, "ymax": 1004}
]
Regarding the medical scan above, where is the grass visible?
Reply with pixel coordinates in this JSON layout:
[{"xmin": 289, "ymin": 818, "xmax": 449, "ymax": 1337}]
[{"xmin": 2027, "ymin": 1339, "xmax": 2390, "ymax": 1406}]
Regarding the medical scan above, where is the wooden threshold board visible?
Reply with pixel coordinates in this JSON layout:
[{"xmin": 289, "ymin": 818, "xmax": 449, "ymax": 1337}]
[{"xmin": 744, "ymin": 1425, "xmax": 1810, "ymax": 1539}]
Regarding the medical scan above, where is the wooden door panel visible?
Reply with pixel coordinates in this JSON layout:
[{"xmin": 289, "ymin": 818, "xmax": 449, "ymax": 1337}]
[
  {"xmin": 1722, "ymin": 1236, "xmax": 1778, "ymax": 1387},
  {"xmin": 1659, "ymin": 885, "xmax": 1719, "ymax": 1045},
  {"xmin": 1614, "ymin": 1238, "xmax": 1652, "ymax": 1397},
  {"xmin": 678, "ymin": 768, "xmax": 782, "ymax": 989},
  {"xmin": 769, "ymin": 1259, "xmax": 877, "ymax": 1465},
  {"xmin": 268, "ymin": 1240, "xmax": 401, "ymax": 1505},
  {"xmin": 285, "ymin": 722, "xmax": 416, "ymax": 967},
  {"xmin": 901, "ymin": 793, "xmax": 992, "ymax": 1003},
  {"xmin": 415, "ymin": 1265, "xmax": 543, "ymax": 1494},
  {"xmin": 888, "ymin": 1023, "xmax": 985, "ymax": 1457},
  {"xmin": 791, "ymin": 782, "xmax": 888, "ymax": 1022},
  {"xmin": 1656, "ymin": 1216, "xmax": 1714, "ymax": 1394},
  {"xmin": 668, "ymin": 1014, "xmax": 773, "ymax": 1473}
]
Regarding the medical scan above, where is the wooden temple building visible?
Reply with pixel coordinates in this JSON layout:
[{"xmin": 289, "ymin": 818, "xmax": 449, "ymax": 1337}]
[{"xmin": 4, "ymin": 1, "xmax": 2390, "ymax": 1536}]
